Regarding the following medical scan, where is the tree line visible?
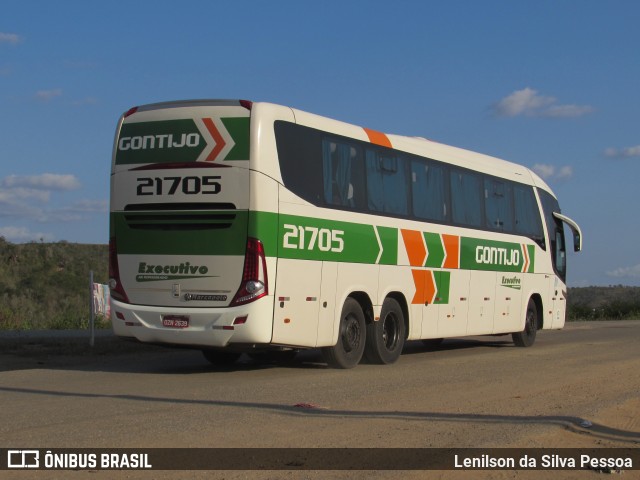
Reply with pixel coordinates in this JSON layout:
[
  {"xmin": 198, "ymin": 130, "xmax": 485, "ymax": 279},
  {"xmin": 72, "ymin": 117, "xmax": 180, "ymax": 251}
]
[{"xmin": 0, "ymin": 238, "xmax": 108, "ymax": 329}]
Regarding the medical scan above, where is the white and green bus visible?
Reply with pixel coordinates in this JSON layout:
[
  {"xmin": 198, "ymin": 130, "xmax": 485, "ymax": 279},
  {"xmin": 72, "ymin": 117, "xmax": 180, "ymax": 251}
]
[{"xmin": 109, "ymin": 100, "xmax": 582, "ymax": 368}]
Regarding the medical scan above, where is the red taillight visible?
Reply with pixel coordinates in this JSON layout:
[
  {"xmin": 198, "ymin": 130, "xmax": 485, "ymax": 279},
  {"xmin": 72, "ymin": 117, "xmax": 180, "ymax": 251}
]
[
  {"xmin": 124, "ymin": 106, "xmax": 138, "ymax": 118},
  {"xmin": 239, "ymin": 100, "xmax": 253, "ymax": 111},
  {"xmin": 109, "ymin": 236, "xmax": 129, "ymax": 303},
  {"xmin": 230, "ymin": 238, "xmax": 268, "ymax": 306}
]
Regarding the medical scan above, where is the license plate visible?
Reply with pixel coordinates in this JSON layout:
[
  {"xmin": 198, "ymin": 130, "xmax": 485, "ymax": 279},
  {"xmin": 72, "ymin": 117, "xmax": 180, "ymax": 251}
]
[{"xmin": 162, "ymin": 315, "xmax": 189, "ymax": 329}]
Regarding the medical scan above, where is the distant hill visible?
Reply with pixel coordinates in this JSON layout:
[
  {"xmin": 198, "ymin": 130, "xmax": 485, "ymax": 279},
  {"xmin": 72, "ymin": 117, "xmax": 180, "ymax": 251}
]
[
  {"xmin": 0, "ymin": 237, "xmax": 637, "ymax": 329},
  {"xmin": 0, "ymin": 238, "xmax": 108, "ymax": 329},
  {"xmin": 567, "ymin": 285, "xmax": 640, "ymax": 320}
]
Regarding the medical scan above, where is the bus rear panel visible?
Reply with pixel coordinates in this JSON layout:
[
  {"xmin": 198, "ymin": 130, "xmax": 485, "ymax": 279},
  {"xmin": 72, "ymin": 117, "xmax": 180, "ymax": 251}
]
[{"xmin": 109, "ymin": 100, "xmax": 274, "ymax": 348}]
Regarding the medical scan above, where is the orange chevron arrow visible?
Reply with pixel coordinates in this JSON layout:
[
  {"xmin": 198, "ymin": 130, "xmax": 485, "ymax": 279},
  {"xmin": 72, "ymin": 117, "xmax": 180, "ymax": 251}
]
[
  {"xmin": 202, "ymin": 118, "xmax": 226, "ymax": 162},
  {"xmin": 401, "ymin": 229, "xmax": 426, "ymax": 267},
  {"xmin": 521, "ymin": 243, "xmax": 530, "ymax": 273},
  {"xmin": 411, "ymin": 269, "xmax": 436, "ymax": 305},
  {"xmin": 442, "ymin": 234, "xmax": 460, "ymax": 269}
]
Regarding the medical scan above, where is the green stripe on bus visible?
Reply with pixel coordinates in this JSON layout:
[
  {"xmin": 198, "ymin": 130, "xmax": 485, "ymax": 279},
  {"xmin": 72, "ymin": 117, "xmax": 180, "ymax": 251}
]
[
  {"xmin": 276, "ymin": 214, "xmax": 385, "ymax": 264},
  {"xmin": 221, "ymin": 117, "xmax": 250, "ymax": 161},
  {"xmin": 116, "ymin": 119, "xmax": 207, "ymax": 165},
  {"xmin": 460, "ymin": 237, "xmax": 530, "ymax": 273},
  {"xmin": 424, "ymin": 232, "xmax": 445, "ymax": 268},
  {"xmin": 249, "ymin": 211, "xmax": 279, "ymax": 257},
  {"xmin": 434, "ymin": 271, "xmax": 451, "ymax": 304},
  {"xmin": 377, "ymin": 226, "xmax": 398, "ymax": 265},
  {"xmin": 114, "ymin": 207, "xmax": 537, "ymax": 275},
  {"xmin": 112, "ymin": 210, "xmax": 248, "ymax": 255},
  {"xmin": 251, "ymin": 212, "xmax": 397, "ymax": 265},
  {"xmin": 527, "ymin": 244, "xmax": 536, "ymax": 273}
]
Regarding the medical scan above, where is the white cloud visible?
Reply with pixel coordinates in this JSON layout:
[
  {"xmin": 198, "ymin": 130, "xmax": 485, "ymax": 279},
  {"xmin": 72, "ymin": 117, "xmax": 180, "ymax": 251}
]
[
  {"xmin": 493, "ymin": 87, "xmax": 593, "ymax": 118},
  {"xmin": 0, "ymin": 198, "xmax": 46, "ymax": 220},
  {"xmin": 35, "ymin": 88, "xmax": 63, "ymax": 102},
  {"xmin": 0, "ymin": 173, "xmax": 105, "ymax": 242},
  {"xmin": 0, "ymin": 187, "xmax": 51, "ymax": 203},
  {"xmin": 604, "ymin": 145, "xmax": 640, "ymax": 159},
  {"xmin": 60, "ymin": 199, "xmax": 108, "ymax": 213},
  {"xmin": 532, "ymin": 163, "xmax": 555, "ymax": 179},
  {"xmin": 0, "ymin": 174, "xmax": 87, "ymax": 223},
  {"xmin": 2, "ymin": 173, "xmax": 81, "ymax": 190},
  {"xmin": 0, "ymin": 32, "xmax": 21, "ymax": 45},
  {"xmin": 0, "ymin": 226, "xmax": 53, "ymax": 243},
  {"xmin": 607, "ymin": 264, "xmax": 640, "ymax": 278},
  {"xmin": 533, "ymin": 163, "xmax": 574, "ymax": 181},
  {"xmin": 493, "ymin": 88, "xmax": 554, "ymax": 117},
  {"xmin": 41, "ymin": 200, "xmax": 108, "ymax": 223},
  {"xmin": 556, "ymin": 165, "xmax": 574, "ymax": 180},
  {"xmin": 541, "ymin": 104, "xmax": 595, "ymax": 118}
]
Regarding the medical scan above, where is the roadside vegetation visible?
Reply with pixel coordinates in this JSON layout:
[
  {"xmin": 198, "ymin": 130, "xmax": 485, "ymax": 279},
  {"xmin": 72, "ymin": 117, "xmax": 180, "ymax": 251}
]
[
  {"xmin": 566, "ymin": 285, "xmax": 640, "ymax": 321},
  {"xmin": 0, "ymin": 238, "xmax": 638, "ymax": 330},
  {"xmin": 0, "ymin": 238, "xmax": 108, "ymax": 330}
]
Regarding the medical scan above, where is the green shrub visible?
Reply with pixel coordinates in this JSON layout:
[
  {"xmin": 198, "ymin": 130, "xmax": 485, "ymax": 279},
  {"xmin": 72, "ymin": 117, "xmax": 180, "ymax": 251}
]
[{"xmin": 0, "ymin": 239, "xmax": 109, "ymax": 330}]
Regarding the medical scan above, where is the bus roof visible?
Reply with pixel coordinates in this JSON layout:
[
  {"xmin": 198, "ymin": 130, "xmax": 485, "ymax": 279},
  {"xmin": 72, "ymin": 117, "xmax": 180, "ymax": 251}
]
[{"xmin": 120, "ymin": 99, "xmax": 556, "ymax": 198}]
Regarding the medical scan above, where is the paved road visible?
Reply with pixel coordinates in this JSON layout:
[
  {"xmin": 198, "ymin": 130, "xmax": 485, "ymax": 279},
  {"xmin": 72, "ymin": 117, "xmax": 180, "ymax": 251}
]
[{"xmin": 1, "ymin": 321, "xmax": 639, "ymax": 478}]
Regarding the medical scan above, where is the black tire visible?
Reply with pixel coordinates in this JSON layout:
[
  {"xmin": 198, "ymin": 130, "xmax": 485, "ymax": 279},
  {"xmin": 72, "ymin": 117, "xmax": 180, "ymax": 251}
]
[
  {"xmin": 202, "ymin": 349, "xmax": 242, "ymax": 365},
  {"xmin": 512, "ymin": 298, "xmax": 538, "ymax": 347},
  {"xmin": 322, "ymin": 297, "xmax": 366, "ymax": 369},
  {"xmin": 364, "ymin": 298, "xmax": 406, "ymax": 364}
]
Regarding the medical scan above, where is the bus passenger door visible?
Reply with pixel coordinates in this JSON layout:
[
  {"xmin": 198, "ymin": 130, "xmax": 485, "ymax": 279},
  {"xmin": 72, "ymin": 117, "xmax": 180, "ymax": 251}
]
[
  {"xmin": 549, "ymin": 277, "xmax": 567, "ymax": 329},
  {"xmin": 272, "ymin": 258, "xmax": 321, "ymax": 347},
  {"xmin": 549, "ymin": 223, "xmax": 568, "ymax": 328}
]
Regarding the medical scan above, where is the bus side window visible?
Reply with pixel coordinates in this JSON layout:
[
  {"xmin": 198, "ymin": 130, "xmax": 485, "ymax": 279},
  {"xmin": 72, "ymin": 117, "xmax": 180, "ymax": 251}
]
[
  {"xmin": 411, "ymin": 160, "xmax": 447, "ymax": 222},
  {"xmin": 451, "ymin": 170, "xmax": 483, "ymax": 227},
  {"xmin": 514, "ymin": 184, "xmax": 545, "ymax": 246},
  {"xmin": 322, "ymin": 139, "xmax": 364, "ymax": 209},
  {"xmin": 484, "ymin": 178, "xmax": 513, "ymax": 232},
  {"xmin": 366, "ymin": 150, "xmax": 409, "ymax": 215}
]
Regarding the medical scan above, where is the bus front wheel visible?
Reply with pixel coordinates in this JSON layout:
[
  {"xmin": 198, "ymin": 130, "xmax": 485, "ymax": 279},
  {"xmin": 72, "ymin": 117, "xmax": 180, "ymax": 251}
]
[
  {"xmin": 322, "ymin": 297, "xmax": 366, "ymax": 369},
  {"xmin": 364, "ymin": 297, "xmax": 405, "ymax": 364},
  {"xmin": 512, "ymin": 298, "xmax": 538, "ymax": 347}
]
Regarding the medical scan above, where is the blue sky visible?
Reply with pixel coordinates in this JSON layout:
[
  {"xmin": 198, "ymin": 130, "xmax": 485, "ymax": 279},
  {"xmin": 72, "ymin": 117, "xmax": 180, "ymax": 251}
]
[{"xmin": 1, "ymin": 0, "xmax": 639, "ymax": 287}]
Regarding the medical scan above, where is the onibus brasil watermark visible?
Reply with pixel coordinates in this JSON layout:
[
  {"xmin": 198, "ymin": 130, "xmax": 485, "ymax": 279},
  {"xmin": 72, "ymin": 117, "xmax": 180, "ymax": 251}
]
[{"xmin": 3, "ymin": 448, "xmax": 637, "ymax": 471}]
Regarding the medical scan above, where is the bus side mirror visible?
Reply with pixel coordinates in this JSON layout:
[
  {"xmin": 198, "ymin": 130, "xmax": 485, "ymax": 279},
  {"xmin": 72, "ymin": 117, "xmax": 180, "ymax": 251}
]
[
  {"xmin": 573, "ymin": 231, "xmax": 581, "ymax": 252},
  {"xmin": 553, "ymin": 212, "xmax": 582, "ymax": 253}
]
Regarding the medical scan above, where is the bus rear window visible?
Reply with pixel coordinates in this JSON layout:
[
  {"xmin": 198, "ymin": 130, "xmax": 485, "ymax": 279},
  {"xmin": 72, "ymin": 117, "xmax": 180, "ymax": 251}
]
[{"xmin": 274, "ymin": 121, "xmax": 323, "ymax": 205}]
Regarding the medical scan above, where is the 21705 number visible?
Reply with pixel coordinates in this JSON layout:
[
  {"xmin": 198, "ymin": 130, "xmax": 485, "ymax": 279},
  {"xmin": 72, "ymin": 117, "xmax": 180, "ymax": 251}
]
[
  {"xmin": 283, "ymin": 224, "xmax": 344, "ymax": 253},
  {"xmin": 136, "ymin": 176, "xmax": 221, "ymax": 196}
]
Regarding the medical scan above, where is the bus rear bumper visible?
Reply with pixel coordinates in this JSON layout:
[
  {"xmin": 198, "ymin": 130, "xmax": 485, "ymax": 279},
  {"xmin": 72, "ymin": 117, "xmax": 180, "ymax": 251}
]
[{"xmin": 110, "ymin": 297, "xmax": 274, "ymax": 348}]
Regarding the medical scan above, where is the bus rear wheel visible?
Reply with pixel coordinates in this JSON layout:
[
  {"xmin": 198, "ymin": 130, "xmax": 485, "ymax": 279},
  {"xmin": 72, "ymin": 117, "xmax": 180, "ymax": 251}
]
[
  {"xmin": 364, "ymin": 298, "xmax": 405, "ymax": 364},
  {"xmin": 512, "ymin": 298, "xmax": 538, "ymax": 347},
  {"xmin": 322, "ymin": 297, "xmax": 366, "ymax": 369}
]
